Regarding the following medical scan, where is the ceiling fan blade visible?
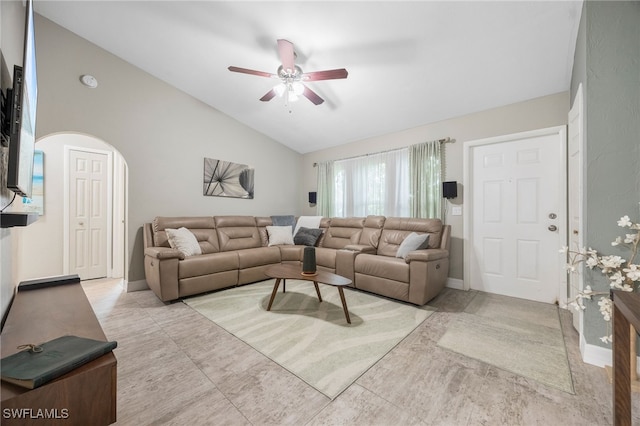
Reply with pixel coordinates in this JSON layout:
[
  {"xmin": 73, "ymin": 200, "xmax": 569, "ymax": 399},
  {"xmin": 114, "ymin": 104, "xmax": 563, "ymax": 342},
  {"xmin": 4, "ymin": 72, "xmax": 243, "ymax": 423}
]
[
  {"xmin": 228, "ymin": 66, "xmax": 275, "ymax": 78},
  {"xmin": 277, "ymin": 39, "xmax": 296, "ymax": 72},
  {"xmin": 303, "ymin": 68, "xmax": 349, "ymax": 81},
  {"xmin": 260, "ymin": 89, "xmax": 277, "ymax": 102},
  {"xmin": 302, "ymin": 85, "xmax": 324, "ymax": 105}
]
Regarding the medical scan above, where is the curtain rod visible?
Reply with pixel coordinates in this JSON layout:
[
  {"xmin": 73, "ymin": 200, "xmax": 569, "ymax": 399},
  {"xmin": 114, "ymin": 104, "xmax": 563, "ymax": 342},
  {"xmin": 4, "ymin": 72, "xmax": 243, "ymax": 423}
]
[{"xmin": 312, "ymin": 137, "xmax": 452, "ymax": 167}]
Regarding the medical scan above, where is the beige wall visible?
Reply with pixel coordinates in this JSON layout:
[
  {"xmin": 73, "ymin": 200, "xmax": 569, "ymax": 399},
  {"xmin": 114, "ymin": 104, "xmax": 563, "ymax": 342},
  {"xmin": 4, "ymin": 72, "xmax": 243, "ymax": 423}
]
[
  {"xmin": 2, "ymin": 6, "xmax": 570, "ymax": 321},
  {"xmin": 302, "ymin": 91, "xmax": 570, "ymax": 280},
  {"xmin": 31, "ymin": 15, "xmax": 303, "ymax": 285}
]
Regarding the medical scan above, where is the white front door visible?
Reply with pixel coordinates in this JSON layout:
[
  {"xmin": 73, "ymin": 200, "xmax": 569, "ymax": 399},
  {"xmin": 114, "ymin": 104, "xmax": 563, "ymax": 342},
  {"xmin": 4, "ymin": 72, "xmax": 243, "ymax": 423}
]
[
  {"xmin": 69, "ymin": 149, "xmax": 109, "ymax": 280},
  {"xmin": 568, "ymin": 85, "xmax": 584, "ymax": 332},
  {"xmin": 466, "ymin": 127, "xmax": 566, "ymax": 303}
]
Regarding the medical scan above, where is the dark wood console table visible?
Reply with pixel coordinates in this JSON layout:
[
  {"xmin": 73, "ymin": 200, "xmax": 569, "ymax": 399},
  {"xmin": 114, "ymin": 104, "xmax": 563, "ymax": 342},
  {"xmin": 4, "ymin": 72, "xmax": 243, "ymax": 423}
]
[
  {"xmin": 612, "ymin": 290, "xmax": 640, "ymax": 426},
  {"xmin": 1, "ymin": 277, "xmax": 116, "ymax": 425}
]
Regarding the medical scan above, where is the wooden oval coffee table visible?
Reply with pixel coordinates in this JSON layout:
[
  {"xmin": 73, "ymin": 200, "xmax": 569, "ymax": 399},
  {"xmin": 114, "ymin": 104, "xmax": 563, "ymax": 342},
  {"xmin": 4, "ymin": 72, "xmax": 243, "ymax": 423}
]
[{"xmin": 264, "ymin": 263, "xmax": 352, "ymax": 324}]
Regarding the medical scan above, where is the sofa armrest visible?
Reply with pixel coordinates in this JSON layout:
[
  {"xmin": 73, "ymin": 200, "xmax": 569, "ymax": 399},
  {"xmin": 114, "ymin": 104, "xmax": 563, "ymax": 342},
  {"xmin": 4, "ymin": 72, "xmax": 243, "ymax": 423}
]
[
  {"xmin": 145, "ymin": 247, "xmax": 185, "ymax": 260},
  {"xmin": 343, "ymin": 244, "xmax": 376, "ymax": 254},
  {"xmin": 405, "ymin": 249, "xmax": 448, "ymax": 263}
]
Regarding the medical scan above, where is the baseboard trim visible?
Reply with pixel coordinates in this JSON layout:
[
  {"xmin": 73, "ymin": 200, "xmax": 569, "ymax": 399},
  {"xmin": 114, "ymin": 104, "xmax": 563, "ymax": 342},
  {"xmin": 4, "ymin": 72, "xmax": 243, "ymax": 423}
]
[
  {"xmin": 581, "ymin": 336, "xmax": 640, "ymax": 375},
  {"xmin": 446, "ymin": 278, "xmax": 464, "ymax": 290},
  {"xmin": 126, "ymin": 279, "xmax": 149, "ymax": 292}
]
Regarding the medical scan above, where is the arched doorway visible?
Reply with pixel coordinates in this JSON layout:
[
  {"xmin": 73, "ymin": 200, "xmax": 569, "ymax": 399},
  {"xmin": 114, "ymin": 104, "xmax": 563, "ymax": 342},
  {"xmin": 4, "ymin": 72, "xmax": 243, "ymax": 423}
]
[{"xmin": 13, "ymin": 132, "xmax": 128, "ymax": 283}]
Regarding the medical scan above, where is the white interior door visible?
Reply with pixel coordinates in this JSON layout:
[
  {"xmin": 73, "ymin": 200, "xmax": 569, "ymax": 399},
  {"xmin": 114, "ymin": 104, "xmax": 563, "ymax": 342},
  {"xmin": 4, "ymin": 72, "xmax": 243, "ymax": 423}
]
[
  {"xmin": 466, "ymin": 127, "xmax": 566, "ymax": 303},
  {"xmin": 568, "ymin": 85, "xmax": 584, "ymax": 332},
  {"xmin": 69, "ymin": 149, "xmax": 109, "ymax": 280}
]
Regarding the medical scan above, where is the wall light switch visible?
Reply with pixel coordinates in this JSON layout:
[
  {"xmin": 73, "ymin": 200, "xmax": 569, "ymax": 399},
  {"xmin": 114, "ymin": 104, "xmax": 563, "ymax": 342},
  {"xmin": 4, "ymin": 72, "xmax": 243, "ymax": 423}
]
[{"xmin": 451, "ymin": 206, "xmax": 463, "ymax": 216}]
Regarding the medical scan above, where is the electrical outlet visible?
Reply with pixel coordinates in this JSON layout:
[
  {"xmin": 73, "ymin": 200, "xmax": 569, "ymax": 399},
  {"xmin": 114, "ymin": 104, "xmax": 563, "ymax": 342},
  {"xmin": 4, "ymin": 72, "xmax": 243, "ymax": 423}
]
[{"xmin": 451, "ymin": 206, "xmax": 462, "ymax": 216}]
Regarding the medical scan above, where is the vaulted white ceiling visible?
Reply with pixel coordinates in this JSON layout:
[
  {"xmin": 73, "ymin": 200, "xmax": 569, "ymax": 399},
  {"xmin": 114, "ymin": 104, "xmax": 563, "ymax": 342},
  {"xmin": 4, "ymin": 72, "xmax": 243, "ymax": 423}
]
[{"xmin": 35, "ymin": 1, "xmax": 583, "ymax": 154}]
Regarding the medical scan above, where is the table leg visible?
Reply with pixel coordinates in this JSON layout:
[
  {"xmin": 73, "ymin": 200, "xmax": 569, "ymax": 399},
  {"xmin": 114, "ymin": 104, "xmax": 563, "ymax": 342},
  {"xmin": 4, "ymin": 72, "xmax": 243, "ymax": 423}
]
[
  {"xmin": 337, "ymin": 287, "xmax": 351, "ymax": 324},
  {"xmin": 613, "ymin": 302, "xmax": 631, "ymax": 425},
  {"xmin": 267, "ymin": 278, "xmax": 282, "ymax": 311},
  {"xmin": 313, "ymin": 282, "xmax": 323, "ymax": 302},
  {"xmin": 283, "ymin": 279, "xmax": 286, "ymax": 293}
]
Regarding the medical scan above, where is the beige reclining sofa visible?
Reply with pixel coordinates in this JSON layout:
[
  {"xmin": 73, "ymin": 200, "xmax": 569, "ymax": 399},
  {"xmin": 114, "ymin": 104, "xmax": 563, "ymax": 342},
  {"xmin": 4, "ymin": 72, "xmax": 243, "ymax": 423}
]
[{"xmin": 143, "ymin": 215, "xmax": 450, "ymax": 305}]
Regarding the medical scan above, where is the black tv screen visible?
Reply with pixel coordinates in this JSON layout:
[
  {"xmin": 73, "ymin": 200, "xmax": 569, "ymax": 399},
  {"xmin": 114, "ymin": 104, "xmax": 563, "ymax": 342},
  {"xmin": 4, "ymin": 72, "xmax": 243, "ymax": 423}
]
[{"xmin": 7, "ymin": 0, "xmax": 37, "ymax": 198}]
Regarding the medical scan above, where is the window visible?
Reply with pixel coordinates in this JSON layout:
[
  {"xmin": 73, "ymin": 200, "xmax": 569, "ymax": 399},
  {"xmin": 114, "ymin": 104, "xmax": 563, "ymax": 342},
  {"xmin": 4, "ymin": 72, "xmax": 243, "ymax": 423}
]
[{"xmin": 317, "ymin": 140, "xmax": 442, "ymax": 218}]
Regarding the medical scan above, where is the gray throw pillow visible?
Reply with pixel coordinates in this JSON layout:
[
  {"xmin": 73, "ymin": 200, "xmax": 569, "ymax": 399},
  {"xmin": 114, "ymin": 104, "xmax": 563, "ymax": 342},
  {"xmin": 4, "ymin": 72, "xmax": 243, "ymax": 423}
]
[
  {"xmin": 294, "ymin": 227, "xmax": 324, "ymax": 246},
  {"xmin": 271, "ymin": 215, "xmax": 296, "ymax": 227},
  {"xmin": 396, "ymin": 232, "xmax": 430, "ymax": 259}
]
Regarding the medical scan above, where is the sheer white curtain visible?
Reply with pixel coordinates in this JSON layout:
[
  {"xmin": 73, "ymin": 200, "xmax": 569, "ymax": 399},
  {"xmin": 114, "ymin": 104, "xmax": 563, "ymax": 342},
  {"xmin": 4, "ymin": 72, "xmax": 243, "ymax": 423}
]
[{"xmin": 333, "ymin": 149, "xmax": 409, "ymax": 217}]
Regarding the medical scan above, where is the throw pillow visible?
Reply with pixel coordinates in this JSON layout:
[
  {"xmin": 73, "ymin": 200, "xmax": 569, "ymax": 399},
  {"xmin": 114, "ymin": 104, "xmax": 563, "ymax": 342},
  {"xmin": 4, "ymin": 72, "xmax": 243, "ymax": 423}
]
[
  {"xmin": 165, "ymin": 227, "xmax": 202, "ymax": 257},
  {"xmin": 293, "ymin": 216, "xmax": 323, "ymax": 237},
  {"xmin": 396, "ymin": 232, "xmax": 430, "ymax": 259},
  {"xmin": 270, "ymin": 215, "xmax": 296, "ymax": 227},
  {"xmin": 266, "ymin": 225, "xmax": 294, "ymax": 246},
  {"xmin": 294, "ymin": 227, "xmax": 324, "ymax": 246}
]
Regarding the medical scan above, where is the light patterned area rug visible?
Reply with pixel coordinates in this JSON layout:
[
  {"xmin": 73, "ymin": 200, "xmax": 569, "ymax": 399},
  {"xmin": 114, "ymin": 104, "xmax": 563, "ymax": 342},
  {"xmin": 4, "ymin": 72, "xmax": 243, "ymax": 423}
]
[
  {"xmin": 437, "ymin": 292, "xmax": 575, "ymax": 394},
  {"xmin": 185, "ymin": 279, "xmax": 433, "ymax": 399}
]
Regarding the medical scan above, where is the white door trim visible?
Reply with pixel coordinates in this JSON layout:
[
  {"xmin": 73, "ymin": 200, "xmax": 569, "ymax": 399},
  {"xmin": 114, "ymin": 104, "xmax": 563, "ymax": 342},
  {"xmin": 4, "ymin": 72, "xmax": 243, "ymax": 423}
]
[
  {"xmin": 568, "ymin": 83, "xmax": 585, "ymax": 341},
  {"xmin": 63, "ymin": 145, "xmax": 114, "ymax": 278},
  {"xmin": 462, "ymin": 126, "xmax": 568, "ymax": 302}
]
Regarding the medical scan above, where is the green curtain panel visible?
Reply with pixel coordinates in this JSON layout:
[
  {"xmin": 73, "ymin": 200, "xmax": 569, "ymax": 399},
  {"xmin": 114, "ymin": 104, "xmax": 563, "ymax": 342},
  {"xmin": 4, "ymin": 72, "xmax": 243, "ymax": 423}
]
[
  {"xmin": 316, "ymin": 160, "xmax": 334, "ymax": 217},
  {"xmin": 409, "ymin": 140, "xmax": 442, "ymax": 219}
]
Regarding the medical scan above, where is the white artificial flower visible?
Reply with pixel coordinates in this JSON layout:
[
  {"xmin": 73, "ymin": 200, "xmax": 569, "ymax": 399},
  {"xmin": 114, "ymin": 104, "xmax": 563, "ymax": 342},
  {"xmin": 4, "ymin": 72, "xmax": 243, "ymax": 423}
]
[
  {"xmin": 583, "ymin": 285, "xmax": 593, "ymax": 294},
  {"xmin": 618, "ymin": 215, "xmax": 632, "ymax": 227},
  {"xmin": 611, "ymin": 236, "xmax": 622, "ymax": 246},
  {"xmin": 600, "ymin": 335, "xmax": 613, "ymax": 344},
  {"xmin": 598, "ymin": 297, "xmax": 612, "ymax": 322},
  {"xmin": 587, "ymin": 248, "xmax": 598, "ymax": 256},
  {"xmin": 601, "ymin": 255, "xmax": 625, "ymax": 271},
  {"xmin": 609, "ymin": 271, "xmax": 624, "ymax": 286},
  {"xmin": 624, "ymin": 233, "xmax": 638, "ymax": 244},
  {"xmin": 623, "ymin": 264, "xmax": 640, "ymax": 281},
  {"xmin": 586, "ymin": 257, "xmax": 599, "ymax": 269},
  {"xmin": 559, "ymin": 246, "xmax": 568, "ymax": 254}
]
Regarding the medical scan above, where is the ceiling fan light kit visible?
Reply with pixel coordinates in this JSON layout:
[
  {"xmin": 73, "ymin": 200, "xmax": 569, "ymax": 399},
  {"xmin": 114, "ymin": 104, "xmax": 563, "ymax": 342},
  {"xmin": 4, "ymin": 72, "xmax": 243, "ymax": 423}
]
[{"xmin": 228, "ymin": 39, "xmax": 348, "ymax": 106}]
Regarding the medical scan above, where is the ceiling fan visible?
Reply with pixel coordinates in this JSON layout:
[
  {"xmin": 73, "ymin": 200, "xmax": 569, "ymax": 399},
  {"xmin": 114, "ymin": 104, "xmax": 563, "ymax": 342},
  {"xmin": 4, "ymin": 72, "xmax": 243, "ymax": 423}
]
[{"xmin": 228, "ymin": 39, "xmax": 348, "ymax": 105}]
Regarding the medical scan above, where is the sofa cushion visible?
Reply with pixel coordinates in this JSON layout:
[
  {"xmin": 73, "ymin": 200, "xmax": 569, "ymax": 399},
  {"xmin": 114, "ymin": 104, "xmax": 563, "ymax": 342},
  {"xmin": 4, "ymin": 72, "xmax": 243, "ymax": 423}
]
[
  {"xmin": 178, "ymin": 251, "xmax": 239, "ymax": 279},
  {"xmin": 153, "ymin": 216, "xmax": 219, "ymax": 253},
  {"xmin": 266, "ymin": 226, "xmax": 294, "ymax": 246},
  {"xmin": 165, "ymin": 227, "xmax": 202, "ymax": 257},
  {"xmin": 321, "ymin": 217, "xmax": 365, "ymax": 249},
  {"xmin": 396, "ymin": 232, "xmax": 430, "ymax": 259},
  {"xmin": 355, "ymin": 254, "xmax": 409, "ymax": 283},
  {"xmin": 237, "ymin": 247, "xmax": 281, "ymax": 269},
  {"xmin": 293, "ymin": 227, "xmax": 323, "ymax": 246},
  {"xmin": 215, "ymin": 216, "xmax": 262, "ymax": 251},
  {"xmin": 378, "ymin": 217, "xmax": 443, "ymax": 257}
]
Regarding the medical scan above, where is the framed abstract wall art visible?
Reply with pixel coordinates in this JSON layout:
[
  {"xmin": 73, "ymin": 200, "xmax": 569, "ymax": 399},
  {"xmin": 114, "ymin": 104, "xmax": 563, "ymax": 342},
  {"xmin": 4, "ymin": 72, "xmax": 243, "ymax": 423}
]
[{"xmin": 203, "ymin": 157, "xmax": 254, "ymax": 199}]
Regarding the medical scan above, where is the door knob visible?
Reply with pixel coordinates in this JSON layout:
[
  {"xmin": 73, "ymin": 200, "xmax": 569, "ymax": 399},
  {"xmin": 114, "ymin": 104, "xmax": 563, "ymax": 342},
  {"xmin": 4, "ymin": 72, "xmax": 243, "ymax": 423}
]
[{"xmin": 548, "ymin": 225, "xmax": 557, "ymax": 232}]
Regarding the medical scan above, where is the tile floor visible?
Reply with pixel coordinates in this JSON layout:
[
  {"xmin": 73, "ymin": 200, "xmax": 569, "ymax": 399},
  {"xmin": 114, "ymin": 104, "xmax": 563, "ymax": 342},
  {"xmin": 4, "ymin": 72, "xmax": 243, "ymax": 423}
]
[{"xmin": 82, "ymin": 279, "xmax": 639, "ymax": 425}]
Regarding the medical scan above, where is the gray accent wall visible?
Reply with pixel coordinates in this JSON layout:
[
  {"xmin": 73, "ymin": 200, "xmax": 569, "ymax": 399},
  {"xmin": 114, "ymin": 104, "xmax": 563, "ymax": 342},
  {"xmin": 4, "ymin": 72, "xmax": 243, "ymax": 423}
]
[{"xmin": 570, "ymin": 1, "xmax": 640, "ymax": 348}]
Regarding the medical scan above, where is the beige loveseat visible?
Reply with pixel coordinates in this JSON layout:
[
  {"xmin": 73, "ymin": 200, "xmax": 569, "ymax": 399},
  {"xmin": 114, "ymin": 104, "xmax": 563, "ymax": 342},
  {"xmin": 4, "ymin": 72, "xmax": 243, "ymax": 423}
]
[{"xmin": 143, "ymin": 215, "xmax": 450, "ymax": 305}]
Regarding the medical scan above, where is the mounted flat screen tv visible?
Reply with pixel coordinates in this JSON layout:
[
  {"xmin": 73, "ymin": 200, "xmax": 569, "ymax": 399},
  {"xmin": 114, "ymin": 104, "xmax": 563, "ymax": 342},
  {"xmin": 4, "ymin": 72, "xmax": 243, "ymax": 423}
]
[{"xmin": 7, "ymin": 0, "xmax": 37, "ymax": 198}]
